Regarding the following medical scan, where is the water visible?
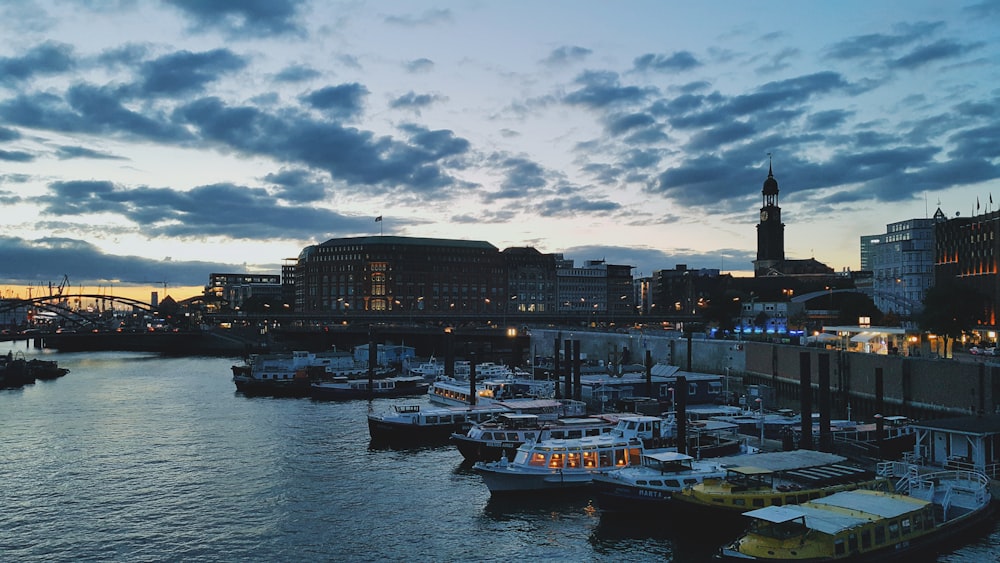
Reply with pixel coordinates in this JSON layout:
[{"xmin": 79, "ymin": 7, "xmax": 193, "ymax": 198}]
[{"xmin": 1, "ymin": 350, "xmax": 997, "ymax": 562}]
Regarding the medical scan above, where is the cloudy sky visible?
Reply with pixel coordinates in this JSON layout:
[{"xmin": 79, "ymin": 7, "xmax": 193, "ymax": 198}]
[{"xmin": 1, "ymin": 1, "xmax": 998, "ymax": 299}]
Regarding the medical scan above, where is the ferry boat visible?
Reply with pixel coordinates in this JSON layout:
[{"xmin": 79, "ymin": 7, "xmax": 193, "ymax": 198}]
[
  {"xmin": 309, "ymin": 375, "xmax": 430, "ymax": 401},
  {"xmin": 718, "ymin": 463, "xmax": 994, "ymax": 561},
  {"xmin": 672, "ymin": 450, "xmax": 891, "ymax": 515},
  {"xmin": 451, "ymin": 412, "xmax": 621, "ymax": 462},
  {"xmin": 232, "ymin": 350, "xmax": 392, "ymax": 397},
  {"xmin": 367, "ymin": 398, "xmax": 587, "ymax": 446},
  {"xmin": 473, "ymin": 415, "xmax": 670, "ymax": 494},
  {"xmin": 590, "ymin": 451, "xmax": 731, "ymax": 512},
  {"xmin": 427, "ymin": 375, "xmax": 554, "ymax": 407}
]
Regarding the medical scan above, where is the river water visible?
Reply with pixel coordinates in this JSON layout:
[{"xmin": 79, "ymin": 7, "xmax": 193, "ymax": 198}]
[{"xmin": 1, "ymin": 349, "xmax": 997, "ymax": 562}]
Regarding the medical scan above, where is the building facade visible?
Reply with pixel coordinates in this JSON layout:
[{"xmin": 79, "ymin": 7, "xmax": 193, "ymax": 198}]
[
  {"xmin": 935, "ymin": 208, "xmax": 999, "ymax": 330},
  {"xmin": 295, "ymin": 236, "xmax": 504, "ymax": 314},
  {"xmin": 863, "ymin": 211, "xmax": 941, "ymax": 320},
  {"xmin": 205, "ymin": 273, "xmax": 282, "ymax": 310}
]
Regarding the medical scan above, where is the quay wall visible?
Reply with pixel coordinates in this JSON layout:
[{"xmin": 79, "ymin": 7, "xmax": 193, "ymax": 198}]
[{"xmin": 529, "ymin": 329, "xmax": 998, "ymax": 420}]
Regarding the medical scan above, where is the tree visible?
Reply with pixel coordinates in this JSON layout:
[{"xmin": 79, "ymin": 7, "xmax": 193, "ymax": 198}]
[
  {"xmin": 834, "ymin": 293, "xmax": 883, "ymax": 326},
  {"xmin": 918, "ymin": 279, "xmax": 986, "ymax": 339}
]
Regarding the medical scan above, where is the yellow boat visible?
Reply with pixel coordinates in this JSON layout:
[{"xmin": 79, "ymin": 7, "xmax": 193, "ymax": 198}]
[
  {"xmin": 673, "ymin": 457, "xmax": 891, "ymax": 514},
  {"xmin": 718, "ymin": 465, "xmax": 994, "ymax": 561}
]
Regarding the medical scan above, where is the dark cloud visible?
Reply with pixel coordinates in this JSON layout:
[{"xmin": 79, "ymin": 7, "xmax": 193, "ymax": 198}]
[
  {"xmin": 889, "ymin": 39, "xmax": 982, "ymax": 70},
  {"xmin": 544, "ymin": 46, "xmax": 592, "ymax": 66},
  {"xmin": 38, "ymin": 180, "xmax": 372, "ymax": 240},
  {"xmin": 173, "ymin": 97, "xmax": 471, "ymax": 193},
  {"xmin": 301, "ymin": 83, "xmax": 369, "ymax": 119},
  {"xmin": 166, "ymin": 0, "xmax": 306, "ymax": 37},
  {"xmin": 563, "ymin": 71, "xmax": 656, "ymax": 109},
  {"xmin": 947, "ymin": 123, "xmax": 1000, "ymax": 160},
  {"xmin": 807, "ymin": 109, "xmax": 852, "ymax": 130},
  {"xmin": 405, "ymin": 58, "xmax": 434, "ymax": 73},
  {"xmin": 264, "ymin": 168, "xmax": 328, "ymax": 203},
  {"xmin": 97, "ymin": 43, "xmax": 151, "ymax": 68},
  {"xmin": 486, "ymin": 155, "xmax": 549, "ymax": 199},
  {"xmin": 136, "ymin": 49, "xmax": 248, "ymax": 98},
  {"xmin": 825, "ymin": 21, "xmax": 945, "ymax": 60},
  {"xmin": 605, "ymin": 113, "xmax": 656, "ymax": 136},
  {"xmin": 537, "ymin": 195, "xmax": 621, "ymax": 216},
  {"xmin": 0, "ymin": 149, "xmax": 33, "ymax": 162},
  {"xmin": 633, "ymin": 51, "xmax": 700, "ymax": 72},
  {"xmin": 389, "ymin": 91, "xmax": 445, "ymax": 113},
  {"xmin": 55, "ymin": 146, "xmax": 126, "ymax": 160},
  {"xmin": 0, "ymin": 87, "xmax": 192, "ymax": 142},
  {"xmin": 0, "ymin": 235, "xmax": 240, "ymax": 288},
  {"xmin": 0, "ymin": 41, "xmax": 75, "ymax": 86},
  {"xmin": 0, "ymin": 127, "xmax": 20, "ymax": 142},
  {"xmin": 274, "ymin": 64, "xmax": 321, "ymax": 83}
]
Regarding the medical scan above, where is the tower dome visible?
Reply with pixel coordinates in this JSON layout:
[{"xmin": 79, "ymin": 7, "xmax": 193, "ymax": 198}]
[{"xmin": 762, "ymin": 162, "xmax": 778, "ymax": 195}]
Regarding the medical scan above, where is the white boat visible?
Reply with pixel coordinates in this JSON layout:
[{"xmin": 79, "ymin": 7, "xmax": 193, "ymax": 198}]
[
  {"xmin": 590, "ymin": 451, "xmax": 732, "ymax": 511},
  {"xmin": 473, "ymin": 414, "xmax": 671, "ymax": 494},
  {"xmin": 404, "ymin": 356, "xmax": 446, "ymax": 379},
  {"xmin": 452, "ymin": 412, "xmax": 622, "ymax": 462},
  {"xmin": 310, "ymin": 375, "xmax": 430, "ymax": 400},
  {"xmin": 232, "ymin": 350, "xmax": 393, "ymax": 397},
  {"xmin": 367, "ymin": 398, "xmax": 587, "ymax": 446},
  {"xmin": 427, "ymin": 375, "xmax": 554, "ymax": 407},
  {"xmin": 718, "ymin": 463, "xmax": 995, "ymax": 561}
]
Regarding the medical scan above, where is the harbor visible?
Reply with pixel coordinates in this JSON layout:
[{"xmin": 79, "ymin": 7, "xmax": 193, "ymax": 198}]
[{"xmin": 1, "ymin": 350, "xmax": 997, "ymax": 562}]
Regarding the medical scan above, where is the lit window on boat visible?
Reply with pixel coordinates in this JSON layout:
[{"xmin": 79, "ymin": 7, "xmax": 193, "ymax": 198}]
[
  {"xmin": 583, "ymin": 451, "xmax": 598, "ymax": 468},
  {"xmin": 507, "ymin": 433, "xmax": 518, "ymax": 440},
  {"xmin": 529, "ymin": 453, "xmax": 547, "ymax": 466},
  {"xmin": 614, "ymin": 449, "xmax": 627, "ymax": 466},
  {"xmin": 567, "ymin": 453, "xmax": 581, "ymax": 468},
  {"xmin": 549, "ymin": 454, "xmax": 564, "ymax": 468}
]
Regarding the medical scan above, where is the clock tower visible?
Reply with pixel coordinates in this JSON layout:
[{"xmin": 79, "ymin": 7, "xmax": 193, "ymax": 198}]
[{"xmin": 754, "ymin": 159, "xmax": 785, "ymax": 276}]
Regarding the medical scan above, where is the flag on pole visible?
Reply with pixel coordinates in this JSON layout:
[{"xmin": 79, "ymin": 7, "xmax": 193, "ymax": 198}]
[
  {"xmin": 375, "ymin": 215, "xmax": 382, "ymax": 222},
  {"xmin": 977, "ymin": 197, "xmax": 980, "ymax": 211}
]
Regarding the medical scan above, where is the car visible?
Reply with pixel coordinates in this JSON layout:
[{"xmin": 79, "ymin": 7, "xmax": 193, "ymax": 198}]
[
  {"xmin": 969, "ymin": 346, "xmax": 983, "ymax": 355},
  {"xmin": 986, "ymin": 347, "xmax": 998, "ymax": 356}
]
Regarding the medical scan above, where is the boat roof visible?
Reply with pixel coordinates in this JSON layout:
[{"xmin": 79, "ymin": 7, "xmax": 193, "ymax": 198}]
[
  {"xmin": 710, "ymin": 450, "xmax": 847, "ymax": 472},
  {"xmin": 645, "ymin": 451, "xmax": 695, "ymax": 463},
  {"xmin": 908, "ymin": 413, "xmax": 1000, "ymax": 436},
  {"xmin": 745, "ymin": 490, "xmax": 929, "ymax": 535}
]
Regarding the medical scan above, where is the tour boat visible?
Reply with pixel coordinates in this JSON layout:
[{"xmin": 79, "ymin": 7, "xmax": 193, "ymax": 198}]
[
  {"xmin": 309, "ymin": 375, "xmax": 430, "ymax": 400},
  {"xmin": 427, "ymin": 375, "xmax": 554, "ymax": 407},
  {"xmin": 590, "ymin": 451, "xmax": 732, "ymax": 512},
  {"xmin": 367, "ymin": 398, "xmax": 586, "ymax": 446},
  {"xmin": 451, "ymin": 412, "xmax": 621, "ymax": 462},
  {"xmin": 672, "ymin": 450, "xmax": 892, "ymax": 515},
  {"xmin": 718, "ymin": 463, "xmax": 994, "ymax": 561},
  {"xmin": 473, "ymin": 414, "xmax": 672, "ymax": 494},
  {"xmin": 232, "ymin": 350, "xmax": 392, "ymax": 397}
]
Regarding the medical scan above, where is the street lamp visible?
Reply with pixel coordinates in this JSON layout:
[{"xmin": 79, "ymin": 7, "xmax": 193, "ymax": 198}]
[
  {"xmin": 667, "ymin": 386, "xmax": 675, "ymax": 411},
  {"xmin": 756, "ymin": 397, "xmax": 765, "ymax": 447}
]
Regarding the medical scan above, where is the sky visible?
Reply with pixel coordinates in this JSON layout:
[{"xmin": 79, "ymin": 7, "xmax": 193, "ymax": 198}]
[{"xmin": 1, "ymin": 1, "xmax": 999, "ymax": 302}]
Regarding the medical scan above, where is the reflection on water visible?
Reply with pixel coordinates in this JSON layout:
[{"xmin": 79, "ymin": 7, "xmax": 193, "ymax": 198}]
[{"xmin": 1, "ymin": 350, "xmax": 997, "ymax": 563}]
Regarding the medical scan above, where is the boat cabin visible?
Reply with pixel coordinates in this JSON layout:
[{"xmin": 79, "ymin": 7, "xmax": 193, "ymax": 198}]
[{"xmin": 512, "ymin": 437, "xmax": 642, "ymax": 470}]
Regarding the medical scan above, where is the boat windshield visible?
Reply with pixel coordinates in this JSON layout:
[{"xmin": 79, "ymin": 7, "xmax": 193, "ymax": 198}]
[{"xmin": 751, "ymin": 518, "xmax": 807, "ymax": 540}]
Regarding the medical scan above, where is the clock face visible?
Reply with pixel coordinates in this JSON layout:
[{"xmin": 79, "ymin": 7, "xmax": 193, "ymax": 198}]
[{"xmin": 760, "ymin": 210, "xmax": 768, "ymax": 221}]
